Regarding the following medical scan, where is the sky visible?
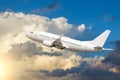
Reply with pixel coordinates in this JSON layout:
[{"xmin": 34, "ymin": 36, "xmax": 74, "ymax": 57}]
[
  {"xmin": 0, "ymin": 0, "xmax": 120, "ymax": 38},
  {"xmin": 0, "ymin": 0, "xmax": 120, "ymax": 80}
]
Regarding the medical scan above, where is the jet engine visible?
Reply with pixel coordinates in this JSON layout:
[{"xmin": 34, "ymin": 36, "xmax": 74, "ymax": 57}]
[{"xmin": 42, "ymin": 39, "xmax": 65, "ymax": 49}]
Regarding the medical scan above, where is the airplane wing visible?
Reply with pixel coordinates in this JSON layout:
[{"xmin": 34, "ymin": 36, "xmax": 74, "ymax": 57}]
[
  {"xmin": 42, "ymin": 34, "xmax": 67, "ymax": 49},
  {"xmin": 52, "ymin": 34, "xmax": 66, "ymax": 49}
]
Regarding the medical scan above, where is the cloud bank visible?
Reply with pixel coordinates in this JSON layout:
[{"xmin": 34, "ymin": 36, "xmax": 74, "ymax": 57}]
[
  {"xmin": 0, "ymin": 12, "xmax": 120, "ymax": 80},
  {"xmin": 0, "ymin": 12, "xmax": 73, "ymax": 53},
  {"xmin": 1, "ymin": 41, "xmax": 120, "ymax": 80},
  {"xmin": 103, "ymin": 40, "xmax": 120, "ymax": 66}
]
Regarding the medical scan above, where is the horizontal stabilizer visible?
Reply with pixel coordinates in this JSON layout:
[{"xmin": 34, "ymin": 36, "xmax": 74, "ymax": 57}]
[{"xmin": 103, "ymin": 48, "xmax": 114, "ymax": 51}]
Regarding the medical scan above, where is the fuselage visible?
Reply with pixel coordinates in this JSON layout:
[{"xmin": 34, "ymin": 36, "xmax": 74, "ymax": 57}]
[{"xmin": 26, "ymin": 31, "xmax": 103, "ymax": 52}]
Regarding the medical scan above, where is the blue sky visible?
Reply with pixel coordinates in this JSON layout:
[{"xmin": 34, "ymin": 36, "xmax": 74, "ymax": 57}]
[
  {"xmin": 0, "ymin": 0, "xmax": 119, "ymax": 35},
  {"xmin": 0, "ymin": 0, "xmax": 120, "ymax": 56}
]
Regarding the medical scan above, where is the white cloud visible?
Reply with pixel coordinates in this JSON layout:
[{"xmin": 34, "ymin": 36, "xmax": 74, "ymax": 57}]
[
  {"xmin": 1, "ymin": 12, "xmax": 119, "ymax": 80},
  {"xmin": 0, "ymin": 12, "xmax": 72, "ymax": 35},
  {"xmin": 0, "ymin": 12, "xmax": 73, "ymax": 53},
  {"xmin": 77, "ymin": 24, "xmax": 86, "ymax": 32},
  {"xmin": 51, "ymin": 17, "xmax": 72, "ymax": 30},
  {"xmin": 34, "ymin": 53, "xmax": 81, "ymax": 71},
  {"xmin": 0, "ymin": 32, "xmax": 29, "ymax": 54}
]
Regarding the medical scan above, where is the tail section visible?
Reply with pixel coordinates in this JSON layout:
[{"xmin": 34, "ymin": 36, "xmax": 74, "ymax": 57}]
[{"xmin": 91, "ymin": 30, "xmax": 111, "ymax": 47}]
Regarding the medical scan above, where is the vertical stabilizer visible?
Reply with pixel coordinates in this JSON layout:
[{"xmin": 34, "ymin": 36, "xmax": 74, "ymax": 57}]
[{"xmin": 91, "ymin": 30, "xmax": 111, "ymax": 47}]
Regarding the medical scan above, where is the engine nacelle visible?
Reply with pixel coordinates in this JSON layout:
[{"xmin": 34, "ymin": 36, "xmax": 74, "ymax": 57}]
[{"xmin": 42, "ymin": 40, "xmax": 53, "ymax": 47}]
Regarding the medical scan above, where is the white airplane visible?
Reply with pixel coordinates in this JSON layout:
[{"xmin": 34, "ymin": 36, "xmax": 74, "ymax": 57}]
[{"xmin": 26, "ymin": 30, "xmax": 113, "ymax": 52}]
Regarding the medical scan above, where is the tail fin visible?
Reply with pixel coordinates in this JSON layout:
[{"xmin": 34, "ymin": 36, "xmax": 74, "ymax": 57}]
[{"xmin": 91, "ymin": 30, "xmax": 111, "ymax": 47}]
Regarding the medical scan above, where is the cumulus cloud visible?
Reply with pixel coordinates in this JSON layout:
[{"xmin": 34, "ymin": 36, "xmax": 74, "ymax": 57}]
[
  {"xmin": 1, "ymin": 42, "xmax": 120, "ymax": 80},
  {"xmin": 6, "ymin": 41, "xmax": 81, "ymax": 70},
  {"xmin": 52, "ymin": 17, "xmax": 72, "ymax": 30},
  {"xmin": 66, "ymin": 24, "xmax": 92, "ymax": 41},
  {"xmin": 0, "ymin": 12, "xmax": 72, "ymax": 36},
  {"xmin": 0, "ymin": 12, "xmax": 120, "ymax": 80},
  {"xmin": 0, "ymin": 32, "xmax": 28, "ymax": 53},
  {"xmin": 103, "ymin": 40, "xmax": 120, "ymax": 66},
  {"xmin": 0, "ymin": 41, "xmax": 81, "ymax": 80},
  {"xmin": 48, "ymin": 17, "xmax": 72, "ymax": 34},
  {"xmin": 0, "ymin": 12, "xmax": 73, "ymax": 53},
  {"xmin": 77, "ymin": 24, "xmax": 86, "ymax": 32}
]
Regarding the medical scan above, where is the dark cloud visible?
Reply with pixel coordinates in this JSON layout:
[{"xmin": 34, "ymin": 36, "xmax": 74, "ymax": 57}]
[
  {"xmin": 103, "ymin": 40, "xmax": 120, "ymax": 66},
  {"xmin": 110, "ymin": 40, "xmax": 120, "ymax": 49},
  {"xmin": 46, "ymin": 1, "xmax": 60, "ymax": 10},
  {"xmin": 1, "ymin": 40, "xmax": 120, "ymax": 80},
  {"xmin": 40, "ymin": 52, "xmax": 62, "ymax": 56},
  {"xmin": 101, "ymin": 13, "xmax": 117, "ymax": 22},
  {"xmin": 41, "ymin": 61, "xmax": 88, "ymax": 77},
  {"xmin": 26, "ymin": 60, "xmax": 120, "ymax": 80},
  {"xmin": 7, "ymin": 41, "xmax": 63, "ymax": 60},
  {"xmin": 31, "ymin": 1, "xmax": 60, "ymax": 14},
  {"xmin": 7, "ymin": 41, "xmax": 41, "ymax": 60}
]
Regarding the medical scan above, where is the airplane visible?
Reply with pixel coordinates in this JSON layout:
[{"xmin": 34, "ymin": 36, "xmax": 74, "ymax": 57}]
[{"xmin": 26, "ymin": 30, "xmax": 113, "ymax": 52}]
